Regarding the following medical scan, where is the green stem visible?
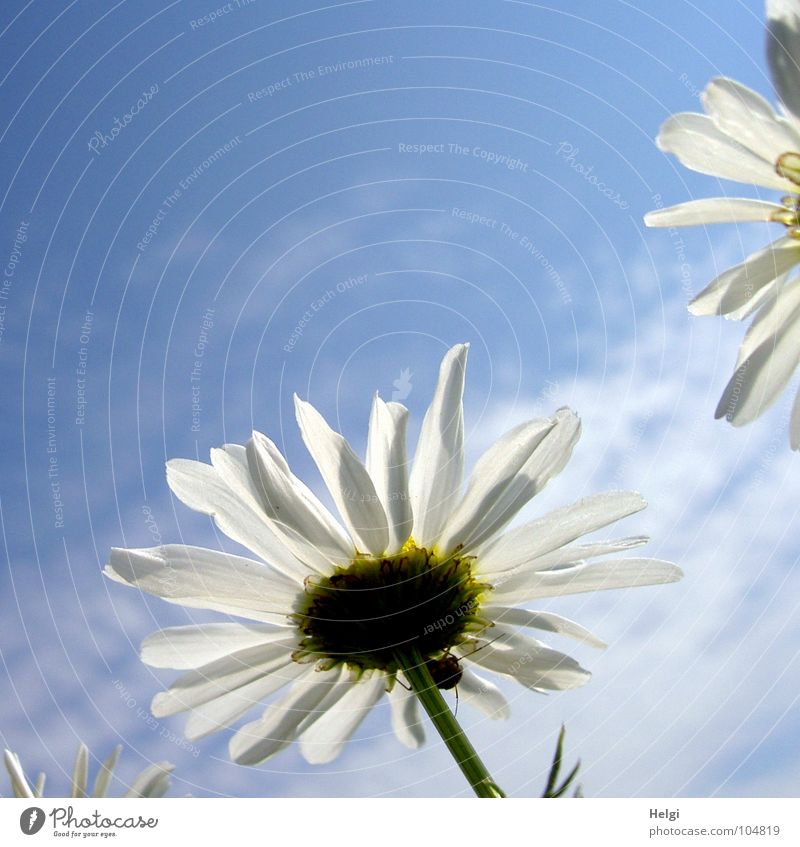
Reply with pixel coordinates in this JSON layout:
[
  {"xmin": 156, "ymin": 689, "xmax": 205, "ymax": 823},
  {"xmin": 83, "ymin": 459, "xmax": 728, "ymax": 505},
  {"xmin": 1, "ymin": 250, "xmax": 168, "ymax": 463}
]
[{"xmin": 396, "ymin": 648, "xmax": 506, "ymax": 798}]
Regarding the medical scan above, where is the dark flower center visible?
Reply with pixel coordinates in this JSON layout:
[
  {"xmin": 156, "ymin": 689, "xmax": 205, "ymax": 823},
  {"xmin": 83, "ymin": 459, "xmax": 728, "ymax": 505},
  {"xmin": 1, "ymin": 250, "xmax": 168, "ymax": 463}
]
[{"xmin": 291, "ymin": 544, "xmax": 491, "ymax": 677}]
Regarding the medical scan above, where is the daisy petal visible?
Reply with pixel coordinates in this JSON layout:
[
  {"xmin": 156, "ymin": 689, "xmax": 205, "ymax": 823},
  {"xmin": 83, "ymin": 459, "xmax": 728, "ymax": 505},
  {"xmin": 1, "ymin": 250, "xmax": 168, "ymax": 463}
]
[
  {"xmin": 367, "ymin": 396, "xmax": 413, "ymax": 554},
  {"xmin": 492, "ymin": 558, "xmax": 683, "ymax": 605},
  {"xmin": 105, "ymin": 545, "xmax": 298, "ymax": 623},
  {"xmin": 141, "ymin": 623, "xmax": 288, "ymax": 669},
  {"xmin": 124, "ymin": 762, "xmax": 174, "ymax": 798},
  {"xmin": 462, "ymin": 628, "xmax": 591, "ymax": 691},
  {"xmin": 388, "ymin": 677, "xmax": 425, "ymax": 748},
  {"xmin": 483, "ymin": 535, "xmax": 651, "ymax": 582},
  {"xmin": 151, "ymin": 641, "xmax": 298, "ymax": 717},
  {"xmin": 245, "ymin": 431, "xmax": 354, "ymax": 570},
  {"xmin": 767, "ymin": 0, "xmax": 800, "ymax": 121},
  {"xmin": 4, "ymin": 750, "xmax": 34, "ymax": 798},
  {"xmin": 477, "ymin": 491, "xmax": 647, "ymax": 575},
  {"xmin": 688, "ymin": 237, "xmax": 800, "ymax": 317},
  {"xmin": 644, "ymin": 197, "xmax": 782, "ymax": 227},
  {"xmin": 71, "ymin": 743, "xmax": 89, "ymax": 798},
  {"xmin": 229, "ymin": 670, "xmax": 344, "ymax": 765},
  {"xmin": 213, "ymin": 442, "xmax": 346, "ymax": 575},
  {"xmin": 92, "ymin": 745, "xmax": 122, "ymax": 798},
  {"xmin": 791, "ymin": 386, "xmax": 800, "ymax": 450},
  {"xmin": 166, "ymin": 458, "xmax": 308, "ymax": 582},
  {"xmin": 735, "ymin": 275, "xmax": 800, "ymax": 366},
  {"xmin": 516, "ymin": 535, "xmax": 650, "ymax": 573},
  {"xmin": 439, "ymin": 409, "xmax": 581, "ymax": 555},
  {"xmin": 484, "ymin": 606, "xmax": 606, "ymax": 648},
  {"xmin": 726, "ymin": 272, "xmax": 787, "ymax": 321},
  {"xmin": 409, "ymin": 343, "xmax": 468, "ymax": 546},
  {"xmin": 657, "ymin": 112, "xmax": 794, "ymax": 190},
  {"xmin": 209, "ymin": 442, "xmax": 333, "ymax": 570},
  {"xmin": 184, "ymin": 662, "xmax": 308, "ymax": 741},
  {"xmin": 702, "ymin": 76, "xmax": 800, "ymax": 162},
  {"xmin": 209, "ymin": 443, "xmax": 274, "ymax": 512},
  {"xmin": 456, "ymin": 668, "xmax": 511, "ymax": 719},
  {"xmin": 295, "ymin": 396, "xmax": 389, "ymax": 556},
  {"xmin": 716, "ymin": 293, "xmax": 800, "ymax": 426},
  {"xmin": 438, "ymin": 416, "xmax": 554, "ymax": 552},
  {"xmin": 299, "ymin": 674, "xmax": 386, "ymax": 764}
]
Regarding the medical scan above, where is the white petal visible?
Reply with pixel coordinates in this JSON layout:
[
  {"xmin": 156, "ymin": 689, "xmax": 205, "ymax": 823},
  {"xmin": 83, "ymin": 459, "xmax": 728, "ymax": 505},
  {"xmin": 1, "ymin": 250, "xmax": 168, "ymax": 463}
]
[
  {"xmin": 366, "ymin": 396, "xmax": 413, "ymax": 553},
  {"xmin": 477, "ymin": 491, "xmax": 647, "ymax": 576},
  {"xmin": 725, "ymin": 271, "xmax": 787, "ymax": 321},
  {"xmin": 644, "ymin": 197, "xmax": 782, "ymax": 227},
  {"xmin": 483, "ymin": 606, "xmax": 606, "ymax": 648},
  {"xmin": 299, "ymin": 674, "xmax": 386, "ymax": 764},
  {"xmin": 513, "ymin": 535, "xmax": 650, "ymax": 574},
  {"xmin": 388, "ymin": 677, "xmax": 425, "ymax": 748},
  {"xmin": 702, "ymin": 77, "xmax": 800, "ymax": 163},
  {"xmin": 166, "ymin": 457, "xmax": 308, "ymax": 582},
  {"xmin": 437, "ymin": 417, "xmax": 553, "ymax": 552},
  {"xmin": 151, "ymin": 641, "xmax": 297, "ymax": 717},
  {"xmin": 791, "ymin": 386, "xmax": 800, "ymax": 450},
  {"xmin": 461, "ymin": 628, "xmax": 590, "ymax": 691},
  {"xmin": 124, "ymin": 762, "xmax": 174, "ymax": 798},
  {"xmin": 92, "ymin": 745, "xmax": 122, "ymax": 798},
  {"xmin": 210, "ymin": 444, "xmax": 339, "ymax": 576},
  {"xmin": 210, "ymin": 441, "xmax": 333, "ymax": 571},
  {"xmin": 4, "ymin": 750, "xmax": 34, "ymax": 798},
  {"xmin": 209, "ymin": 443, "xmax": 274, "ymax": 512},
  {"xmin": 491, "ymin": 558, "xmax": 683, "ymax": 605},
  {"xmin": 456, "ymin": 668, "xmax": 511, "ymax": 719},
  {"xmin": 657, "ymin": 112, "xmax": 794, "ymax": 191},
  {"xmin": 409, "ymin": 343, "xmax": 468, "ymax": 546},
  {"xmin": 295, "ymin": 397, "xmax": 389, "ymax": 555},
  {"xmin": 212, "ymin": 442, "xmax": 345, "ymax": 572},
  {"xmin": 767, "ymin": 0, "xmax": 800, "ymax": 121},
  {"xmin": 71, "ymin": 743, "xmax": 88, "ymax": 798},
  {"xmin": 688, "ymin": 237, "xmax": 800, "ymax": 317},
  {"xmin": 245, "ymin": 432, "xmax": 354, "ymax": 570},
  {"xmin": 439, "ymin": 409, "xmax": 581, "ymax": 555},
  {"xmin": 183, "ymin": 662, "xmax": 308, "ymax": 741},
  {"xmin": 735, "ymin": 275, "xmax": 800, "ymax": 366},
  {"xmin": 105, "ymin": 545, "xmax": 299, "ymax": 623},
  {"xmin": 141, "ymin": 623, "xmax": 289, "ymax": 669},
  {"xmin": 715, "ymin": 294, "xmax": 800, "ymax": 426},
  {"xmin": 229, "ymin": 670, "xmax": 344, "ymax": 765}
]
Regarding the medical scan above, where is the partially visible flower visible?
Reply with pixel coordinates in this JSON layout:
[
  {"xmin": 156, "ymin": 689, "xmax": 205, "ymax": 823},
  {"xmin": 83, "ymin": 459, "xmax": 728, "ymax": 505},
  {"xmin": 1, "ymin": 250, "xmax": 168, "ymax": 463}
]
[
  {"xmin": 4, "ymin": 744, "xmax": 173, "ymax": 798},
  {"xmin": 106, "ymin": 344, "xmax": 681, "ymax": 768},
  {"xmin": 645, "ymin": 0, "xmax": 800, "ymax": 448}
]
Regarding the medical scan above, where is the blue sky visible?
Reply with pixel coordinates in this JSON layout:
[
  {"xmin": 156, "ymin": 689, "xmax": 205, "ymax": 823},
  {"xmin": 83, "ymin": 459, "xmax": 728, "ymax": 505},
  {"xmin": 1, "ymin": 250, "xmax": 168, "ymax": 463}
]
[{"xmin": 2, "ymin": 0, "xmax": 799, "ymax": 798}]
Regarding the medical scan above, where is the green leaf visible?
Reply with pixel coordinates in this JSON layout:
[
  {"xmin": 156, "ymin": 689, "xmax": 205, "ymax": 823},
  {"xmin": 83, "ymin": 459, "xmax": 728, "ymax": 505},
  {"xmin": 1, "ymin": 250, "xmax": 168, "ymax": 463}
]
[{"xmin": 541, "ymin": 725, "xmax": 582, "ymax": 798}]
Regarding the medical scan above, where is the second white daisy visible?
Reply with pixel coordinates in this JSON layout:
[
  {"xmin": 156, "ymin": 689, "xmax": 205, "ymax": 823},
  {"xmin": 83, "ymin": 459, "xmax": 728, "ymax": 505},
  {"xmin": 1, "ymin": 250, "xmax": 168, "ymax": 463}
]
[{"xmin": 645, "ymin": 1, "xmax": 800, "ymax": 447}]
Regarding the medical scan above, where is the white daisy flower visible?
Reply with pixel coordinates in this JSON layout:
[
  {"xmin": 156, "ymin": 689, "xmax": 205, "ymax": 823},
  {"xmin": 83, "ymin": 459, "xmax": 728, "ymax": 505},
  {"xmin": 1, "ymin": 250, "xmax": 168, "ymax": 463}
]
[
  {"xmin": 4, "ymin": 744, "xmax": 173, "ymax": 798},
  {"xmin": 105, "ymin": 344, "xmax": 681, "ymax": 773},
  {"xmin": 644, "ymin": 1, "xmax": 800, "ymax": 448}
]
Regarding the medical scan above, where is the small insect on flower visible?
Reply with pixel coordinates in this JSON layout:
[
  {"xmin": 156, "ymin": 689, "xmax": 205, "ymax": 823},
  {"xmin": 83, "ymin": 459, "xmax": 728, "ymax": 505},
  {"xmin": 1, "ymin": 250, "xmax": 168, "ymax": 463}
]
[
  {"xmin": 425, "ymin": 652, "xmax": 463, "ymax": 691},
  {"xmin": 106, "ymin": 343, "xmax": 681, "ymax": 767},
  {"xmin": 425, "ymin": 634, "xmax": 505, "ymax": 693}
]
